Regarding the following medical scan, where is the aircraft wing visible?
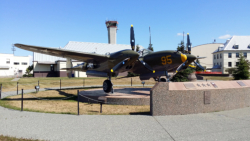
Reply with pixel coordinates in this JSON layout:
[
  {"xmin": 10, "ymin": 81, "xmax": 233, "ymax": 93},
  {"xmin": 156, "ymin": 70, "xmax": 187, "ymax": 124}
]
[{"xmin": 14, "ymin": 43, "xmax": 109, "ymax": 63}]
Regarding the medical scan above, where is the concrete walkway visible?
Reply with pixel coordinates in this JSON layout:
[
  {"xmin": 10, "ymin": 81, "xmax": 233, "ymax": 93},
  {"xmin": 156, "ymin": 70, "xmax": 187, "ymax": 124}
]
[
  {"xmin": 11, "ymin": 78, "xmax": 20, "ymax": 81},
  {"xmin": 1, "ymin": 86, "xmax": 250, "ymax": 140}
]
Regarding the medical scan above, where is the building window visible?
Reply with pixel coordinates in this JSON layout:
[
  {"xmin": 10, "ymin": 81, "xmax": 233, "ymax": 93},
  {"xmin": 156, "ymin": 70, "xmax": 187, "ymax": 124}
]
[
  {"xmin": 214, "ymin": 55, "xmax": 216, "ymax": 59},
  {"xmin": 217, "ymin": 54, "xmax": 219, "ymax": 59},
  {"xmin": 236, "ymin": 53, "xmax": 239, "ymax": 58},
  {"xmin": 220, "ymin": 54, "xmax": 222, "ymax": 58},
  {"xmin": 244, "ymin": 52, "xmax": 247, "ymax": 58},
  {"xmin": 6, "ymin": 59, "xmax": 10, "ymax": 64},
  {"xmin": 21, "ymin": 62, "xmax": 27, "ymax": 65},
  {"xmin": 236, "ymin": 62, "xmax": 239, "ymax": 66},
  {"xmin": 233, "ymin": 44, "xmax": 239, "ymax": 49},
  {"xmin": 14, "ymin": 62, "xmax": 19, "ymax": 65},
  {"xmin": 228, "ymin": 62, "xmax": 232, "ymax": 67},
  {"xmin": 228, "ymin": 53, "xmax": 232, "ymax": 58}
]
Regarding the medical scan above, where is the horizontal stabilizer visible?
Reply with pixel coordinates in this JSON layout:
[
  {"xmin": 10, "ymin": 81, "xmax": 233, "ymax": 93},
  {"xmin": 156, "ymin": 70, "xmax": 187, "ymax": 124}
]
[{"xmin": 196, "ymin": 57, "xmax": 206, "ymax": 59}]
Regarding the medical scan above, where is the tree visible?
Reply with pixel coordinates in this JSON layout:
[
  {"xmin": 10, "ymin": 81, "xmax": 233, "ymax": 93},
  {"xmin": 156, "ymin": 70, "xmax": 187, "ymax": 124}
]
[
  {"xmin": 177, "ymin": 41, "xmax": 185, "ymax": 53},
  {"xmin": 233, "ymin": 53, "xmax": 250, "ymax": 80},
  {"xmin": 148, "ymin": 43, "xmax": 153, "ymax": 51},
  {"xmin": 171, "ymin": 40, "xmax": 194, "ymax": 82},
  {"xmin": 171, "ymin": 67, "xmax": 194, "ymax": 82},
  {"xmin": 136, "ymin": 44, "xmax": 140, "ymax": 52},
  {"xmin": 24, "ymin": 65, "xmax": 33, "ymax": 77}
]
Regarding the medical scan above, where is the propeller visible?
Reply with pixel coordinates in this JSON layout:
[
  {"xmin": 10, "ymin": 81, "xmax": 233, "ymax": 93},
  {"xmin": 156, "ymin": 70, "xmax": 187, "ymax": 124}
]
[
  {"xmin": 138, "ymin": 59, "xmax": 155, "ymax": 73},
  {"xmin": 187, "ymin": 33, "xmax": 191, "ymax": 54},
  {"xmin": 194, "ymin": 61, "xmax": 205, "ymax": 70},
  {"xmin": 130, "ymin": 25, "xmax": 135, "ymax": 51},
  {"xmin": 111, "ymin": 58, "xmax": 130, "ymax": 73}
]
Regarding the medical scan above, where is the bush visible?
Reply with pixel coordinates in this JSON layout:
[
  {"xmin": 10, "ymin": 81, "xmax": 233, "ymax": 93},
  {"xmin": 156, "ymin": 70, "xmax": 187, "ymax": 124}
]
[
  {"xmin": 171, "ymin": 67, "xmax": 194, "ymax": 82},
  {"xmin": 23, "ymin": 74, "xmax": 33, "ymax": 77},
  {"xmin": 225, "ymin": 68, "xmax": 236, "ymax": 74}
]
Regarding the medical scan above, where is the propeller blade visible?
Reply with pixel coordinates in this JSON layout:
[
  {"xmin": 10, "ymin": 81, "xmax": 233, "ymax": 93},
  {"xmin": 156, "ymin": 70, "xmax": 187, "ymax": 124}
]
[
  {"xmin": 130, "ymin": 25, "xmax": 135, "ymax": 51},
  {"xmin": 111, "ymin": 58, "xmax": 130, "ymax": 73},
  {"xmin": 194, "ymin": 61, "xmax": 205, "ymax": 70},
  {"xmin": 187, "ymin": 33, "xmax": 191, "ymax": 54},
  {"xmin": 138, "ymin": 59, "xmax": 155, "ymax": 73}
]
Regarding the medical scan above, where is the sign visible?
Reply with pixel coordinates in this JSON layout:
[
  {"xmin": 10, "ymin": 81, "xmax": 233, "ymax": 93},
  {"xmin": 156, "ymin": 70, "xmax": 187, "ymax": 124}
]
[
  {"xmin": 204, "ymin": 91, "xmax": 211, "ymax": 104},
  {"xmin": 237, "ymin": 81, "xmax": 246, "ymax": 86},
  {"xmin": 35, "ymin": 86, "xmax": 40, "ymax": 89},
  {"xmin": 184, "ymin": 83, "xmax": 196, "ymax": 89}
]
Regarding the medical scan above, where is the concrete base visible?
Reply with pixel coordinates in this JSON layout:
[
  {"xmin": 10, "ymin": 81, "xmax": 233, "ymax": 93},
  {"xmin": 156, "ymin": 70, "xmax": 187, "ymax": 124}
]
[
  {"xmin": 79, "ymin": 88, "xmax": 150, "ymax": 105},
  {"xmin": 150, "ymin": 80, "xmax": 250, "ymax": 116}
]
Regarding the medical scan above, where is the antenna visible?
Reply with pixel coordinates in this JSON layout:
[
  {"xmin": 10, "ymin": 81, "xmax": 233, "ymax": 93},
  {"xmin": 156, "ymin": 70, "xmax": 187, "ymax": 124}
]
[
  {"xmin": 148, "ymin": 26, "xmax": 153, "ymax": 51},
  {"xmin": 11, "ymin": 44, "xmax": 16, "ymax": 55}
]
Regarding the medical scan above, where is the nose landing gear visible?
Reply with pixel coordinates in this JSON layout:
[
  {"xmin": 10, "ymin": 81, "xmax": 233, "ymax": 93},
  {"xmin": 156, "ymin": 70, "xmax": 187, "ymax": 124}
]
[{"xmin": 103, "ymin": 76, "xmax": 113, "ymax": 93}]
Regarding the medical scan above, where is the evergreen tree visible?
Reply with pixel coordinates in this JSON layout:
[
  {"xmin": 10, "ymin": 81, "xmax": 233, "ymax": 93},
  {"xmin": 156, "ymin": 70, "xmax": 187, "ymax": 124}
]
[
  {"xmin": 233, "ymin": 53, "xmax": 250, "ymax": 80},
  {"xmin": 177, "ymin": 41, "xmax": 185, "ymax": 53},
  {"xmin": 148, "ymin": 43, "xmax": 153, "ymax": 51},
  {"xmin": 171, "ymin": 67, "xmax": 194, "ymax": 82}
]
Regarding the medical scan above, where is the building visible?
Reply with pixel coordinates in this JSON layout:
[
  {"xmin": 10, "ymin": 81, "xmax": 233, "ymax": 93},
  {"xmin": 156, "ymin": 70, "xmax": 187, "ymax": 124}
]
[
  {"xmin": 33, "ymin": 21, "xmax": 144, "ymax": 77},
  {"xmin": 0, "ymin": 53, "xmax": 30, "ymax": 77},
  {"xmin": 212, "ymin": 36, "xmax": 250, "ymax": 73},
  {"xmin": 191, "ymin": 43, "xmax": 223, "ymax": 70}
]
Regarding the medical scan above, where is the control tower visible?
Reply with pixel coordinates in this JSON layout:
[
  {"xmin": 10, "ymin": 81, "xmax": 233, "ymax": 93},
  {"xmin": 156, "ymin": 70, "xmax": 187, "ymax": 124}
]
[{"xmin": 105, "ymin": 21, "xmax": 118, "ymax": 44}]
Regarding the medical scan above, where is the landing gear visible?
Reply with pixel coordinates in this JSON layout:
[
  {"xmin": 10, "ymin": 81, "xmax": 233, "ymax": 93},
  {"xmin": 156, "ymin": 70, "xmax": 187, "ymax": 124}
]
[
  {"xmin": 159, "ymin": 78, "xmax": 167, "ymax": 82},
  {"xmin": 103, "ymin": 77, "xmax": 113, "ymax": 93}
]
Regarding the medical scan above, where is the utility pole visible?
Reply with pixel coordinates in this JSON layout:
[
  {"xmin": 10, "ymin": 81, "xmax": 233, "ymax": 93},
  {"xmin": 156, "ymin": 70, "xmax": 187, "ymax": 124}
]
[{"xmin": 11, "ymin": 44, "xmax": 16, "ymax": 55}]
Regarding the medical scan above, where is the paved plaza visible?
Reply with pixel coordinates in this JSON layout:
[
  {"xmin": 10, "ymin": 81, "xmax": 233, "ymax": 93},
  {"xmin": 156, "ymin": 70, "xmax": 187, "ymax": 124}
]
[{"xmin": 0, "ymin": 87, "xmax": 250, "ymax": 141}]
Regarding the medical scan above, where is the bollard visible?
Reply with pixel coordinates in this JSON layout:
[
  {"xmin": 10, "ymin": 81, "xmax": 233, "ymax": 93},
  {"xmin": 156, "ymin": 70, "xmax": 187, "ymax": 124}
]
[
  {"xmin": 17, "ymin": 82, "xmax": 18, "ymax": 95},
  {"xmin": 131, "ymin": 78, "xmax": 132, "ymax": 86},
  {"xmin": 77, "ymin": 90, "xmax": 79, "ymax": 115},
  {"xmin": 100, "ymin": 103, "xmax": 102, "ymax": 113},
  {"xmin": 60, "ymin": 79, "xmax": 61, "ymax": 90},
  {"xmin": 21, "ymin": 89, "xmax": 23, "ymax": 111},
  {"xmin": 0, "ymin": 84, "xmax": 1, "ymax": 99}
]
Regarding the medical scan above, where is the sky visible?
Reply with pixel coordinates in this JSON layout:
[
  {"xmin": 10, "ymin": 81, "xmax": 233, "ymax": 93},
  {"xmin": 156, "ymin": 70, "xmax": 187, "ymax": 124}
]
[{"xmin": 1, "ymin": 0, "xmax": 250, "ymax": 58}]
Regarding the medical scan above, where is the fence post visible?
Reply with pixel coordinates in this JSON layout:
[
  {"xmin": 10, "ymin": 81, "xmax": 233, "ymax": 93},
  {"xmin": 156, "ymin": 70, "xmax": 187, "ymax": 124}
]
[
  {"xmin": 0, "ymin": 84, "xmax": 2, "ymax": 99},
  {"xmin": 60, "ymin": 79, "xmax": 61, "ymax": 90},
  {"xmin": 77, "ymin": 90, "xmax": 79, "ymax": 115},
  {"xmin": 21, "ymin": 89, "xmax": 23, "ymax": 111},
  {"xmin": 100, "ymin": 103, "xmax": 102, "ymax": 113},
  {"xmin": 17, "ymin": 82, "xmax": 18, "ymax": 95},
  {"xmin": 131, "ymin": 78, "xmax": 132, "ymax": 86}
]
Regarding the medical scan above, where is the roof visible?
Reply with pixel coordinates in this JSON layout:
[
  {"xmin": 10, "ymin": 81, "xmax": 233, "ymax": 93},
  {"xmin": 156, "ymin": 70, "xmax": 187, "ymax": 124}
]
[
  {"xmin": 34, "ymin": 41, "xmax": 144, "ymax": 62},
  {"xmin": 0, "ymin": 66, "xmax": 9, "ymax": 69},
  {"xmin": 213, "ymin": 36, "xmax": 250, "ymax": 53},
  {"xmin": 63, "ymin": 41, "xmax": 143, "ymax": 55}
]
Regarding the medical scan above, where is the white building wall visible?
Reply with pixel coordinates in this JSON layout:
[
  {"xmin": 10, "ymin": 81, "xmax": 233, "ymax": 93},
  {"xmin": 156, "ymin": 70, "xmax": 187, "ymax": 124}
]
[
  {"xmin": 0, "ymin": 53, "xmax": 29, "ymax": 77},
  {"xmin": 34, "ymin": 62, "xmax": 51, "ymax": 71},
  {"xmin": 192, "ymin": 43, "xmax": 223, "ymax": 69}
]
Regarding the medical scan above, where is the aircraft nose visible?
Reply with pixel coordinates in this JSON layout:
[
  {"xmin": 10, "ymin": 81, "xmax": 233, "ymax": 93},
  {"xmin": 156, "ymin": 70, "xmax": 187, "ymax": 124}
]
[{"xmin": 186, "ymin": 54, "xmax": 197, "ymax": 63}]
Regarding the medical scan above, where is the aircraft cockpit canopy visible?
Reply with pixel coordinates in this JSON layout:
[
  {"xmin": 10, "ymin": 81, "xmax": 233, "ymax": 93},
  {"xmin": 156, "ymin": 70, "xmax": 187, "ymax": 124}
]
[{"xmin": 138, "ymin": 49, "xmax": 153, "ymax": 57}]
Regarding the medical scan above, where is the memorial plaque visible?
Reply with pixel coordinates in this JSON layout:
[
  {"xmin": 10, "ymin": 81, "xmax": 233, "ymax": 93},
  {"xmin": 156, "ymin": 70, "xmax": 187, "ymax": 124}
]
[
  {"xmin": 210, "ymin": 82, "xmax": 218, "ymax": 88},
  {"xmin": 204, "ymin": 91, "xmax": 211, "ymax": 104},
  {"xmin": 184, "ymin": 83, "xmax": 196, "ymax": 89},
  {"xmin": 237, "ymin": 81, "xmax": 246, "ymax": 86}
]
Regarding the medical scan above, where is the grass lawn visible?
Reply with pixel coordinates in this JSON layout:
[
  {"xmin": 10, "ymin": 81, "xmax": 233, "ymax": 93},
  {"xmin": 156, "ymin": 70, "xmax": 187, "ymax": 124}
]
[
  {"xmin": 0, "ymin": 76, "xmax": 156, "ymax": 92},
  {"xmin": 202, "ymin": 76, "xmax": 234, "ymax": 81},
  {"xmin": 0, "ymin": 88, "xmax": 150, "ymax": 115},
  {"xmin": 0, "ymin": 135, "xmax": 41, "ymax": 141}
]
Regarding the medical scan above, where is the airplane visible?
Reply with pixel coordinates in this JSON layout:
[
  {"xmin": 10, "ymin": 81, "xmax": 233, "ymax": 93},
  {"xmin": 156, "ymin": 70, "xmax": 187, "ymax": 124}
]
[{"xmin": 14, "ymin": 25, "xmax": 204, "ymax": 93}]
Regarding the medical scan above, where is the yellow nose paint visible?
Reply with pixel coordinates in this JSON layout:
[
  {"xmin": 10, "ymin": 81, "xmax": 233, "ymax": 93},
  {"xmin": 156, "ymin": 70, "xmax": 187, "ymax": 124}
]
[
  {"xmin": 181, "ymin": 54, "xmax": 187, "ymax": 63},
  {"xmin": 111, "ymin": 69, "xmax": 113, "ymax": 72}
]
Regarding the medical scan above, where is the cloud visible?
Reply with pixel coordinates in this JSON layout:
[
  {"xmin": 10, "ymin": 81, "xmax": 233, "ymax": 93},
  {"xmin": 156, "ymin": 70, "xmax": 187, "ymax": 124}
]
[
  {"xmin": 177, "ymin": 33, "xmax": 186, "ymax": 36},
  {"xmin": 218, "ymin": 34, "xmax": 231, "ymax": 39}
]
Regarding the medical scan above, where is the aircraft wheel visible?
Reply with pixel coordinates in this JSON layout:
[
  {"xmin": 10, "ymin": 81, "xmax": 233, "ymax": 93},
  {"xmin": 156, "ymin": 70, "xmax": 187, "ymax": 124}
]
[
  {"xmin": 103, "ymin": 80, "xmax": 112, "ymax": 93},
  {"xmin": 159, "ymin": 78, "xmax": 167, "ymax": 82}
]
